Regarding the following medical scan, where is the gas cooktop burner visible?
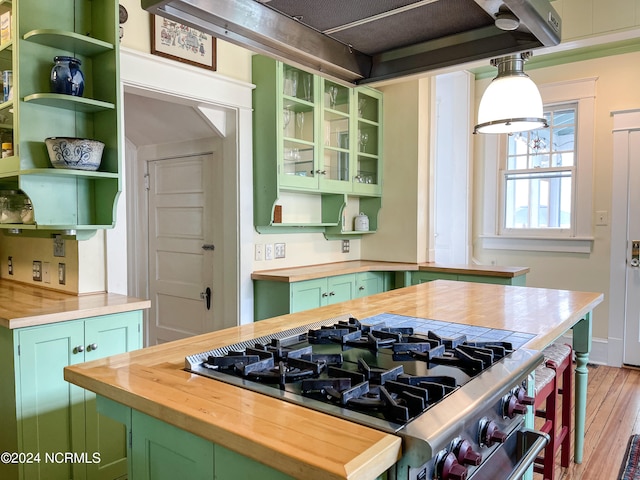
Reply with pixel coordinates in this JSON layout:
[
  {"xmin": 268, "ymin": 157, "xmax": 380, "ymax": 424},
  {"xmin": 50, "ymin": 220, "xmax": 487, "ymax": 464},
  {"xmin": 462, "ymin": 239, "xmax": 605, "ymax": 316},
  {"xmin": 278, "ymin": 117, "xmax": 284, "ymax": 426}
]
[
  {"xmin": 196, "ymin": 315, "xmax": 525, "ymax": 425},
  {"xmin": 186, "ymin": 313, "xmax": 543, "ymax": 480}
]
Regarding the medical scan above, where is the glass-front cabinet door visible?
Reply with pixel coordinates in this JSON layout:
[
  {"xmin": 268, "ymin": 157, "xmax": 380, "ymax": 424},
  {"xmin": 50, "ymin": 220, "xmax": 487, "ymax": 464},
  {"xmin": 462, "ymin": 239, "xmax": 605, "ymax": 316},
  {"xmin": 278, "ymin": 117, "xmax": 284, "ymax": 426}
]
[
  {"xmin": 279, "ymin": 64, "xmax": 318, "ymax": 190},
  {"xmin": 319, "ymin": 79, "xmax": 352, "ymax": 193},
  {"xmin": 353, "ymin": 88, "xmax": 382, "ymax": 195}
]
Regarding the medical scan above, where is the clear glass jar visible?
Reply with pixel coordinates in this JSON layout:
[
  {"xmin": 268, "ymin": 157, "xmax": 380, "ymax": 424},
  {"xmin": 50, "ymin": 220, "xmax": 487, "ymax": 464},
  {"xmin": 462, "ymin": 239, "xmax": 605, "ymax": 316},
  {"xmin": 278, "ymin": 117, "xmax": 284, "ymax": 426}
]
[{"xmin": 0, "ymin": 190, "xmax": 31, "ymax": 224}]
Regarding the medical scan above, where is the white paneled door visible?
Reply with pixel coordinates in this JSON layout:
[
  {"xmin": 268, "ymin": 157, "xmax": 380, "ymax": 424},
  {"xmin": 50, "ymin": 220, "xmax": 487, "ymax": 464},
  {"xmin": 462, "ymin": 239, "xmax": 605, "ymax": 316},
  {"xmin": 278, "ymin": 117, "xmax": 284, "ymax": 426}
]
[
  {"xmin": 624, "ymin": 130, "xmax": 640, "ymax": 366},
  {"xmin": 147, "ymin": 154, "xmax": 216, "ymax": 345}
]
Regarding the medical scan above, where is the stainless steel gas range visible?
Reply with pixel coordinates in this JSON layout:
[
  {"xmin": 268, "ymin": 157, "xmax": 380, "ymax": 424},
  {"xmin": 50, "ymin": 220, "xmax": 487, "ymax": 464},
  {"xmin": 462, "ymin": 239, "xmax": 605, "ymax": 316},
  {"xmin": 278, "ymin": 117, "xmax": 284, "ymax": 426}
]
[{"xmin": 186, "ymin": 313, "xmax": 549, "ymax": 480}]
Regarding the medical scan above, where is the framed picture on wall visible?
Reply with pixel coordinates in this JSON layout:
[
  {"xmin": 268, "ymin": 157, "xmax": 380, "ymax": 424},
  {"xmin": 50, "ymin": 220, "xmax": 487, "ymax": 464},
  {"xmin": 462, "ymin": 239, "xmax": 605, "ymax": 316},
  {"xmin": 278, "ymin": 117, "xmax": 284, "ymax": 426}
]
[{"xmin": 150, "ymin": 15, "xmax": 217, "ymax": 71}]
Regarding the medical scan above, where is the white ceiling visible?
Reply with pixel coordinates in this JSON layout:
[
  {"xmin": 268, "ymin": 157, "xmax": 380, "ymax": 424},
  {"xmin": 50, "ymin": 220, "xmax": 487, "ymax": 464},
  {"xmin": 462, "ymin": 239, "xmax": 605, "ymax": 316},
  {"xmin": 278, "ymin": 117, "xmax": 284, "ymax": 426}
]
[{"xmin": 123, "ymin": 93, "xmax": 217, "ymax": 146}]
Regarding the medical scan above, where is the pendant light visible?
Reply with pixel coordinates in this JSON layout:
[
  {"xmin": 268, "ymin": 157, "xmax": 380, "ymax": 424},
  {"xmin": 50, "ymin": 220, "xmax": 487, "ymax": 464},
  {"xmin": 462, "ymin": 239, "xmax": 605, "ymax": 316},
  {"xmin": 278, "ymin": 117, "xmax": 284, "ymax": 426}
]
[{"xmin": 474, "ymin": 52, "xmax": 547, "ymax": 134}]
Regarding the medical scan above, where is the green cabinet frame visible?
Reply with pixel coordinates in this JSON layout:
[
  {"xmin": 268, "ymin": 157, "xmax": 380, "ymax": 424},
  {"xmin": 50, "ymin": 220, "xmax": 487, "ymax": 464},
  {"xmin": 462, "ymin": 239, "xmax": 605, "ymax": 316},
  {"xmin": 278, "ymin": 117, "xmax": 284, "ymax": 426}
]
[
  {"xmin": 0, "ymin": 311, "xmax": 142, "ymax": 480},
  {"xmin": 0, "ymin": 0, "xmax": 121, "ymax": 239},
  {"xmin": 252, "ymin": 55, "xmax": 382, "ymax": 237}
]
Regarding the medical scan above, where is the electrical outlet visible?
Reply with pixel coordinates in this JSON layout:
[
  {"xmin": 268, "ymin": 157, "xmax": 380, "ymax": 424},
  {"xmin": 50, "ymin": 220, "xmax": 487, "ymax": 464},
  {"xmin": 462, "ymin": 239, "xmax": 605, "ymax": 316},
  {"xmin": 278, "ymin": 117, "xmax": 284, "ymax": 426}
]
[
  {"xmin": 53, "ymin": 235, "xmax": 65, "ymax": 257},
  {"xmin": 342, "ymin": 240, "xmax": 350, "ymax": 253},
  {"xmin": 42, "ymin": 262, "xmax": 51, "ymax": 283},
  {"xmin": 255, "ymin": 244, "xmax": 264, "ymax": 261},
  {"xmin": 32, "ymin": 261, "xmax": 42, "ymax": 282},
  {"xmin": 265, "ymin": 243, "xmax": 274, "ymax": 260},
  {"xmin": 58, "ymin": 263, "xmax": 66, "ymax": 285},
  {"xmin": 8, "ymin": 256, "xmax": 12, "ymax": 275},
  {"xmin": 274, "ymin": 243, "xmax": 286, "ymax": 259}
]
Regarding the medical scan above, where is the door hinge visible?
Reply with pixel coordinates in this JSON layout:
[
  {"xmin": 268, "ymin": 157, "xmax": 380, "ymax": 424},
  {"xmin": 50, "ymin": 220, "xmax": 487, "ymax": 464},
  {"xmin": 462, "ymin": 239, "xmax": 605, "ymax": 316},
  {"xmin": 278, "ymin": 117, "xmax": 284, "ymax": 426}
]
[
  {"xmin": 144, "ymin": 173, "xmax": 150, "ymax": 191},
  {"xmin": 17, "ymin": 344, "xmax": 20, "ymax": 356},
  {"xmin": 129, "ymin": 430, "xmax": 132, "ymax": 448}
]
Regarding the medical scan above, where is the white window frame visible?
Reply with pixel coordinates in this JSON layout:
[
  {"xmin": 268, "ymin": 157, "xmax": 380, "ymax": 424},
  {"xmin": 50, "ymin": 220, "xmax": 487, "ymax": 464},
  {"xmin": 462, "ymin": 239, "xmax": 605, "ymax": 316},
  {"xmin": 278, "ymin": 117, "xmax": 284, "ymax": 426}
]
[{"xmin": 479, "ymin": 77, "xmax": 596, "ymax": 253}]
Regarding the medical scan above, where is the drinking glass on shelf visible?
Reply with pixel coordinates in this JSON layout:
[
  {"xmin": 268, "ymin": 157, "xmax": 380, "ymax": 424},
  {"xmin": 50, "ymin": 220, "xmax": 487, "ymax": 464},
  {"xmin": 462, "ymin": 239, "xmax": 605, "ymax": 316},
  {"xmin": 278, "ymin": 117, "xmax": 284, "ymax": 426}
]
[
  {"xmin": 359, "ymin": 131, "xmax": 369, "ymax": 152},
  {"xmin": 283, "ymin": 108, "xmax": 291, "ymax": 133},
  {"xmin": 328, "ymin": 86, "xmax": 338, "ymax": 109},
  {"xmin": 296, "ymin": 111, "xmax": 305, "ymax": 138},
  {"xmin": 284, "ymin": 70, "xmax": 298, "ymax": 96},
  {"xmin": 302, "ymin": 74, "xmax": 312, "ymax": 101},
  {"xmin": 358, "ymin": 98, "xmax": 367, "ymax": 118}
]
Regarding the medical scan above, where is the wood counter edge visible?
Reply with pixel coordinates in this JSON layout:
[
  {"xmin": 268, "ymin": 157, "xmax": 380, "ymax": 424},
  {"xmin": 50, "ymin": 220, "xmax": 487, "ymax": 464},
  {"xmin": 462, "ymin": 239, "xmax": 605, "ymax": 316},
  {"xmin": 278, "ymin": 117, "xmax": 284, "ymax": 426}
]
[
  {"xmin": 0, "ymin": 299, "xmax": 151, "ymax": 329},
  {"xmin": 251, "ymin": 260, "xmax": 529, "ymax": 282},
  {"xmin": 417, "ymin": 264, "xmax": 530, "ymax": 278}
]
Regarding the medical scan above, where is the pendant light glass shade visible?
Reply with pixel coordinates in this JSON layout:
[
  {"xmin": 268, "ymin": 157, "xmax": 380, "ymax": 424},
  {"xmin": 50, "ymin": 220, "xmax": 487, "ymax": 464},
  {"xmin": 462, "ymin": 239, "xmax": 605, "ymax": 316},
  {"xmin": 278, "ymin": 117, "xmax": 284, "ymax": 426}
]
[{"xmin": 474, "ymin": 52, "xmax": 547, "ymax": 134}]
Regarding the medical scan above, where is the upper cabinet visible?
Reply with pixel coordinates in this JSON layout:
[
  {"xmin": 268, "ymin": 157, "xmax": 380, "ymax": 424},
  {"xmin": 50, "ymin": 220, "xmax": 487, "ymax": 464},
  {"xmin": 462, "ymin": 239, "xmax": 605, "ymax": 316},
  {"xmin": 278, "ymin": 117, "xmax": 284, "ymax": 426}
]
[
  {"xmin": 0, "ymin": 0, "xmax": 120, "ymax": 239},
  {"xmin": 252, "ymin": 55, "xmax": 383, "ymax": 235}
]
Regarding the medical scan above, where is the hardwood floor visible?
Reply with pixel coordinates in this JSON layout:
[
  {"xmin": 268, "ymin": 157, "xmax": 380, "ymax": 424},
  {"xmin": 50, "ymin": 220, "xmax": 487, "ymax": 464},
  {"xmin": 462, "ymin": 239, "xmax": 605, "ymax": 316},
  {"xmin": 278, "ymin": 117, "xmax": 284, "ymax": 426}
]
[{"xmin": 535, "ymin": 364, "xmax": 640, "ymax": 480}]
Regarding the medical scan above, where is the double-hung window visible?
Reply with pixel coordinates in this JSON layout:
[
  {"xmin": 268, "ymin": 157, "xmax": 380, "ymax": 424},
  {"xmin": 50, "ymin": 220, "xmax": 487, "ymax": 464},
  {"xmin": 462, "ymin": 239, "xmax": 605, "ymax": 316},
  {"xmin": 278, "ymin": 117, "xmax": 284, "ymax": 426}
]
[
  {"xmin": 502, "ymin": 104, "xmax": 576, "ymax": 232},
  {"xmin": 480, "ymin": 78, "xmax": 595, "ymax": 253}
]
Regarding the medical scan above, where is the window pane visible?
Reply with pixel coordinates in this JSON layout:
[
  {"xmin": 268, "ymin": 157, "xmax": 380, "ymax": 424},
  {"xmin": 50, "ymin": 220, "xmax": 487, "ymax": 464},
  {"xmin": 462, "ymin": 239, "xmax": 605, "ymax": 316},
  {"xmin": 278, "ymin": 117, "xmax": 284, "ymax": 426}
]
[
  {"xmin": 504, "ymin": 172, "xmax": 572, "ymax": 229},
  {"xmin": 507, "ymin": 155, "xmax": 528, "ymax": 170},
  {"xmin": 553, "ymin": 125, "xmax": 575, "ymax": 153},
  {"xmin": 528, "ymin": 129, "xmax": 550, "ymax": 156},
  {"xmin": 503, "ymin": 103, "xmax": 576, "ymax": 232}
]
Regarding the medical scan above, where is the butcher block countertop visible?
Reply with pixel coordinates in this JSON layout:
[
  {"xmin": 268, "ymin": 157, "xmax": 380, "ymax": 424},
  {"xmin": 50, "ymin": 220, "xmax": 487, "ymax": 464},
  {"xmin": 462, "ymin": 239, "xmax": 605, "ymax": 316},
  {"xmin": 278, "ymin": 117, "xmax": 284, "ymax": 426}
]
[
  {"xmin": 0, "ymin": 280, "xmax": 151, "ymax": 329},
  {"xmin": 251, "ymin": 260, "xmax": 529, "ymax": 282},
  {"xmin": 64, "ymin": 281, "xmax": 602, "ymax": 480}
]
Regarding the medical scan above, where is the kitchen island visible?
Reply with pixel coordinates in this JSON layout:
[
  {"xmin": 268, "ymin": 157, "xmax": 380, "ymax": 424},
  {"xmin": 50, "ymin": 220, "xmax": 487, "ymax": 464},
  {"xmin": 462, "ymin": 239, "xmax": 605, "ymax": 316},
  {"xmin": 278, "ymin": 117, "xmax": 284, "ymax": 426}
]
[{"xmin": 64, "ymin": 281, "xmax": 602, "ymax": 480}]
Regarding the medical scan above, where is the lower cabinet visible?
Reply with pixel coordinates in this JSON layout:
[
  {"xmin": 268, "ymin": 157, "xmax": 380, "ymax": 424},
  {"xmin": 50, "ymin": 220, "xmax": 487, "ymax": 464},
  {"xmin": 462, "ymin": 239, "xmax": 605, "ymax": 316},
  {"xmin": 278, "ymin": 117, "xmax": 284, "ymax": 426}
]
[
  {"xmin": 254, "ymin": 272, "xmax": 390, "ymax": 320},
  {"xmin": 410, "ymin": 271, "xmax": 526, "ymax": 286},
  {"xmin": 0, "ymin": 311, "xmax": 143, "ymax": 480},
  {"xmin": 97, "ymin": 402, "xmax": 386, "ymax": 480},
  {"xmin": 127, "ymin": 409, "xmax": 296, "ymax": 480}
]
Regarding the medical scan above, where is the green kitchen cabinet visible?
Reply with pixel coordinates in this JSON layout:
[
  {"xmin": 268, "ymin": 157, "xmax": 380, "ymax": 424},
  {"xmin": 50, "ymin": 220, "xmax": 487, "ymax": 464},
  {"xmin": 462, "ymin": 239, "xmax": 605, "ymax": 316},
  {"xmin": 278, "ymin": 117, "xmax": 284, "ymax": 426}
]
[
  {"xmin": 103, "ymin": 406, "xmax": 296, "ymax": 480},
  {"xmin": 254, "ymin": 271, "xmax": 390, "ymax": 320},
  {"xmin": 410, "ymin": 271, "xmax": 526, "ymax": 286},
  {"xmin": 100, "ymin": 398, "xmax": 386, "ymax": 480},
  {"xmin": 130, "ymin": 409, "xmax": 215, "ymax": 480},
  {"xmin": 290, "ymin": 274, "xmax": 356, "ymax": 312},
  {"xmin": 252, "ymin": 55, "xmax": 382, "ymax": 235},
  {"xmin": 0, "ymin": 311, "xmax": 142, "ymax": 480},
  {"xmin": 355, "ymin": 271, "xmax": 387, "ymax": 298},
  {"xmin": 0, "ymin": 0, "xmax": 121, "ymax": 239}
]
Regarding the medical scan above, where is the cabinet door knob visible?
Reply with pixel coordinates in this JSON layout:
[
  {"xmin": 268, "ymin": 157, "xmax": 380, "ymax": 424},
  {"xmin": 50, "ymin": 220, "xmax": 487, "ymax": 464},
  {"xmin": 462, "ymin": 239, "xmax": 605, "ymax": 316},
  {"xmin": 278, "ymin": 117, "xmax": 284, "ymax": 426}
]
[
  {"xmin": 329, "ymin": 291, "xmax": 335, "ymax": 296},
  {"xmin": 358, "ymin": 286, "xmax": 365, "ymax": 290},
  {"xmin": 87, "ymin": 343, "xmax": 98, "ymax": 352},
  {"xmin": 73, "ymin": 345, "xmax": 84, "ymax": 354},
  {"xmin": 321, "ymin": 292, "xmax": 328, "ymax": 297}
]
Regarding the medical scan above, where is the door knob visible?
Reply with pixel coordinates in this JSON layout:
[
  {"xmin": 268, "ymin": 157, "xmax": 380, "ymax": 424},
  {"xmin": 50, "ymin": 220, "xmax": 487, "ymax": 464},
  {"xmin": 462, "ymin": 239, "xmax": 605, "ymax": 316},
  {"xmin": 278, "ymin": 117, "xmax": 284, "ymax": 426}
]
[
  {"xmin": 87, "ymin": 343, "xmax": 98, "ymax": 351},
  {"xmin": 73, "ymin": 345, "xmax": 84, "ymax": 354},
  {"xmin": 200, "ymin": 287, "xmax": 212, "ymax": 310}
]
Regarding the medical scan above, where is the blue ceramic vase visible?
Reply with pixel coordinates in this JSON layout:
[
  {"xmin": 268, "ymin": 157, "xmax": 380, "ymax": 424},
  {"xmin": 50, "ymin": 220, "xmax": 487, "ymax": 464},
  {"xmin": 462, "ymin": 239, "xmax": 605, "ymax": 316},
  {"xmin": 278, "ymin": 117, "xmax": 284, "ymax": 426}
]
[{"xmin": 50, "ymin": 56, "xmax": 84, "ymax": 96}]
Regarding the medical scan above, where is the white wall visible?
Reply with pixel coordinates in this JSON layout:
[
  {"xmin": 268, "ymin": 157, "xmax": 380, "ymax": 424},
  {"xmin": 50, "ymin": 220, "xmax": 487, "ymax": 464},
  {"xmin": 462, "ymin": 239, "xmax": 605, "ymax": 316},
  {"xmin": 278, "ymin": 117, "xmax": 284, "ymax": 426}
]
[{"xmin": 119, "ymin": 0, "xmax": 251, "ymax": 83}]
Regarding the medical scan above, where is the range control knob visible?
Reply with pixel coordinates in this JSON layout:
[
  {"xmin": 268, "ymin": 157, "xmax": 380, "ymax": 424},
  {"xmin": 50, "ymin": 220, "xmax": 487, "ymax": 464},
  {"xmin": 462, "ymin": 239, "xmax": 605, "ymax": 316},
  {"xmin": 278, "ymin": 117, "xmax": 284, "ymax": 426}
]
[
  {"xmin": 503, "ymin": 393, "xmax": 528, "ymax": 418},
  {"xmin": 452, "ymin": 439, "xmax": 482, "ymax": 466},
  {"xmin": 514, "ymin": 386, "xmax": 535, "ymax": 406},
  {"xmin": 478, "ymin": 419, "xmax": 507, "ymax": 447},
  {"xmin": 435, "ymin": 451, "xmax": 468, "ymax": 480}
]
